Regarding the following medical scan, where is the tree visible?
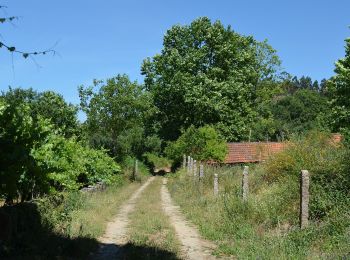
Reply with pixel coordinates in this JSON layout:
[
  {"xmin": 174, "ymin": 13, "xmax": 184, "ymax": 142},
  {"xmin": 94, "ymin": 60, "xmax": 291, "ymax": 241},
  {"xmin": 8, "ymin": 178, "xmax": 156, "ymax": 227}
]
[
  {"xmin": 270, "ymin": 89, "xmax": 329, "ymax": 137},
  {"xmin": 1, "ymin": 88, "xmax": 79, "ymax": 138},
  {"xmin": 165, "ymin": 125, "xmax": 228, "ymax": 162},
  {"xmin": 79, "ymin": 74, "xmax": 156, "ymax": 159},
  {"xmin": 142, "ymin": 17, "xmax": 281, "ymax": 142},
  {"xmin": 328, "ymin": 36, "xmax": 350, "ymax": 136},
  {"xmin": 0, "ymin": 98, "xmax": 53, "ymax": 203},
  {"xmin": 0, "ymin": 90, "xmax": 120, "ymax": 204}
]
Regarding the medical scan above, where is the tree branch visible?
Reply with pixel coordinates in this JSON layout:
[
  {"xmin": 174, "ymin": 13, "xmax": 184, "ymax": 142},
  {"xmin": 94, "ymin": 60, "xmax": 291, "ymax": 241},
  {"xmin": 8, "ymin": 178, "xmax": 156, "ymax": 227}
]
[
  {"xmin": 0, "ymin": 41, "xmax": 57, "ymax": 58},
  {"xmin": 0, "ymin": 16, "xmax": 18, "ymax": 23}
]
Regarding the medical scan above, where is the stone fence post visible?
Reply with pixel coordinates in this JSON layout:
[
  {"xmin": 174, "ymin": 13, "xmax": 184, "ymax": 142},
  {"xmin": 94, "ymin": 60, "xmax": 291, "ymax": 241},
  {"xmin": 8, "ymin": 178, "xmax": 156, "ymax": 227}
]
[
  {"xmin": 193, "ymin": 160, "xmax": 197, "ymax": 177},
  {"xmin": 300, "ymin": 170, "xmax": 310, "ymax": 229},
  {"xmin": 199, "ymin": 164, "xmax": 204, "ymax": 180},
  {"xmin": 242, "ymin": 166, "xmax": 249, "ymax": 202},
  {"xmin": 187, "ymin": 156, "xmax": 191, "ymax": 173},
  {"xmin": 214, "ymin": 174, "xmax": 219, "ymax": 196},
  {"xmin": 183, "ymin": 155, "xmax": 186, "ymax": 170}
]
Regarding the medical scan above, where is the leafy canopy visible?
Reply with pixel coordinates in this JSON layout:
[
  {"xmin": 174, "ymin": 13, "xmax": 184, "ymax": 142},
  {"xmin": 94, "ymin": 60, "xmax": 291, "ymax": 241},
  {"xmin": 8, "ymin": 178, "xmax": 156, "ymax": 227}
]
[
  {"xmin": 165, "ymin": 125, "xmax": 228, "ymax": 162},
  {"xmin": 142, "ymin": 17, "xmax": 281, "ymax": 141},
  {"xmin": 79, "ymin": 74, "xmax": 158, "ymax": 159},
  {"xmin": 1, "ymin": 87, "xmax": 79, "ymax": 138},
  {"xmin": 328, "ymin": 36, "xmax": 350, "ymax": 137}
]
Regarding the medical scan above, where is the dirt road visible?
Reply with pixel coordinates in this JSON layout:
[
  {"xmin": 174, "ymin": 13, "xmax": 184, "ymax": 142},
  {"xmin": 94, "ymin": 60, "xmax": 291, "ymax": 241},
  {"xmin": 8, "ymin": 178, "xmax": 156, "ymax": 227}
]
[
  {"xmin": 93, "ymin": 176, "xmax": 217, "ymax": 259},
  {"xmin": 93, "ymin": 176, "xmax": 155, "ymax": 259},
  {"xmin": 161, "ymin": 178, "xmax": 216, "ymax": 260}
]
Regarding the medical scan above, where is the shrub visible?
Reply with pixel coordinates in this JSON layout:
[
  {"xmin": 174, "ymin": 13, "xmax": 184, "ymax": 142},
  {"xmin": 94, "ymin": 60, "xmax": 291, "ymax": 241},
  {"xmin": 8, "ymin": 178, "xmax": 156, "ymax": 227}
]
[
  {"xmin": 264, "ymin": 131, "xmax": 350, "ymax": 220},
  {"xmin": 32, "ymin": 134, "xmax": 121, "ymax": 191},
  {"xmin": 165, "ymin": 125, "xmax": 228, "ymax": 162},
  {"xmin": 143, "ymin": 153, "xmax": 172, "ymax": 171},
  {"xmin": 0, "ymin": 98, "xmax": 121, "ymax": 203},
  {"xmin": 120, "ymin": 156, "xmax": 150, "ymax": 182}
]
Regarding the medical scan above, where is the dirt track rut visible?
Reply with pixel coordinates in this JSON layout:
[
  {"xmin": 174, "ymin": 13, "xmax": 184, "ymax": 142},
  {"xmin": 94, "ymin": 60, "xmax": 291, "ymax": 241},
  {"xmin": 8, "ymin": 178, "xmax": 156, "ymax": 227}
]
[
  {"xmin": 93, "ymin": 176, "xmax": 155, "ymax": 259},
  {"xmin": 161, "ymin": 178, "xmax": 217, "ymax": 260}
]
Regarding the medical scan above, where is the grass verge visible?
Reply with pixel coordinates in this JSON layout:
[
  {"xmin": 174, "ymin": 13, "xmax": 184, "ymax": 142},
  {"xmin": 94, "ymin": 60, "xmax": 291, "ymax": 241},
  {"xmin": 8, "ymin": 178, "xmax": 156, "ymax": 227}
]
[{"xmin": 168, "ymin": 165, "xmax": 349, "ymax": 259}]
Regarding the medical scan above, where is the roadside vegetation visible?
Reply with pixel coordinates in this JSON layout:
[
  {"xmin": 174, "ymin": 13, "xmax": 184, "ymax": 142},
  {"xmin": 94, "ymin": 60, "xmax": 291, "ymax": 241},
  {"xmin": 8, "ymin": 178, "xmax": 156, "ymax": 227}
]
[
  {"xmin": 168, "ymin": 132, "xmax": 350, "ymax": 258},
  {"xmin": 0, "ymin": 177, "xmax": 146, "ymax": 258},
  {"xmin": 1, "ymin": 14, "xmax": 350, "ymax": 259}
]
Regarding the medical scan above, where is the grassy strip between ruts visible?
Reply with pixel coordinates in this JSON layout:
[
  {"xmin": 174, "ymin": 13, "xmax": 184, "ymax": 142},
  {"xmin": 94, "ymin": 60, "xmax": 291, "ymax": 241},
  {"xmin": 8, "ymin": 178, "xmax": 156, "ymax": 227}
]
[{"xmin": 123, "ymin": 176, "xmax": 181, "ymax": 260}]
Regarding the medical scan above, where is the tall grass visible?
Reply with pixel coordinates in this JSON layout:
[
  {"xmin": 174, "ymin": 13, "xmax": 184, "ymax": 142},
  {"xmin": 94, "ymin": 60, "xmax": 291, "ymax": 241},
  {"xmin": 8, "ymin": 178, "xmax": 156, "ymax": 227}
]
[{"xmin": 168, "ymin": 132, "xmax": 350, "ymax": 258}]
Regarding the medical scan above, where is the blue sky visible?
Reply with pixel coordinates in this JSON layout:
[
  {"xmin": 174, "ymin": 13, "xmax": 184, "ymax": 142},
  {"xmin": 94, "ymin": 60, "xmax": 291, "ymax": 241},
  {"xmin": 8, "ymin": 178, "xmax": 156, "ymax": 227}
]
[{"xmin": 0, "ymin": 0, "xmax": 349, "ymax": 109}]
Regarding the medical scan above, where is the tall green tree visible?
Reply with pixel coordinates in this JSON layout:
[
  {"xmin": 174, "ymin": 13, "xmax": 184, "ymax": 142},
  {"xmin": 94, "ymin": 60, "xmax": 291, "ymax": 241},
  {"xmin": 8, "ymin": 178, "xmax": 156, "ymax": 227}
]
[
  {"xmin": 79, "ymin": 74, "xmax": 158, "ymax": 159},
  {"xmin": 1, "ymin": 88, "xmax": 79, "ymax": 138},
  {"xmin": 328, "ymin": 36, "xmax": 350, "ymax": 136},
  {"xmin": 142, "ymin": 17, "xmax": 281, "ymax": 142}
]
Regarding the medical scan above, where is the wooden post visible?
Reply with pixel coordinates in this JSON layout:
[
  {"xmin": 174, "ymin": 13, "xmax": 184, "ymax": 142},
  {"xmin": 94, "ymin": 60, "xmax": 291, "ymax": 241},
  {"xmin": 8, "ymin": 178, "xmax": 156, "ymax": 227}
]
[
  {"xmin": 199, "ymin": 164, "xmax": 204, "ymax": 180},
  {"xmin": 300, "ymin": 170, "xmax": 310, "ymax": 229},
  {"xmin": 214, "ymin": 174, "xmax": 219, "ymax": 196},
  {"xmin": 242, "ymin": 166, "xmax": 249, "ymax": 201},
  {"xmin": 183, "ymin": 155, "xmax": 186, "ymax": 170}
]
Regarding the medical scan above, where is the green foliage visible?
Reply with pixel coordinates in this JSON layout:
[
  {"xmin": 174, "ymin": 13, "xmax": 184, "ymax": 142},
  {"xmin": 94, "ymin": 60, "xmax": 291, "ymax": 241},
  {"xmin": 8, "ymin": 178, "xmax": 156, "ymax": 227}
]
[
  {"xmin": 0, "ymin": 98, "xmax": 53, "ymax": 202},
  {"xmin": 143, "ymin": 152, "xmax": 172, "ymax": 170},
  {"xmin": 120, "ymin": 156, "xmax": 150, "ymax": 182},
  {"xmin": 32, "ymin": 134, "xmax": 121, "ymax": 191},
  {"xmin": 168, "ymin": 161, "xmax": 349, "ymax": 258},
  {"xmin": 328, "ymin": 37, "xmax": 350, "ymax": 136},
  {"xmin": 165, "ymin": 125, "xmax": 227, "ymax": 162},
  {"xmin": 0, "ymin": 90, "xmax": 121, "ymax": 203},
  {"xmin": 1, "ymin": 87, "xmax": 79, "ymax": 138},
  {"xmin": 79, "ymin": 74, "xmax": 157, "ymax": 159},
  {"xmin": 142, "ymin": 17, "xmax": 281, "ymax": 141},
  {"xmin": 264, "ymin": 131, "xmax": 350, "ymax": 220},
  {"xmin": 271, "ymin": 89, "xmax": 329, "ymax": 137},
  {"xmin": 251, "ymin": 87, "xmax": 330, "ymax": 141}
]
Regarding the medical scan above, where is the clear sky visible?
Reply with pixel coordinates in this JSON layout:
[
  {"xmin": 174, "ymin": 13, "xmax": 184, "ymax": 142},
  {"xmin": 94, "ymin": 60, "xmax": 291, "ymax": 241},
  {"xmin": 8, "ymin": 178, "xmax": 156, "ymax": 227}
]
[{"xmin": 0, "ymin": 0, "xmax": 349, "ymax": 109}]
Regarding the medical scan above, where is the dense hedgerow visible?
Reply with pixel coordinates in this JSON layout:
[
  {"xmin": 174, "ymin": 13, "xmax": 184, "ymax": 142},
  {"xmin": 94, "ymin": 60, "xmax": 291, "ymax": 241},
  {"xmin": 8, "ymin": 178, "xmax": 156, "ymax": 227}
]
[{"xmin": 0, "ymin": 96, "xmax": 121, "ymax": 204}]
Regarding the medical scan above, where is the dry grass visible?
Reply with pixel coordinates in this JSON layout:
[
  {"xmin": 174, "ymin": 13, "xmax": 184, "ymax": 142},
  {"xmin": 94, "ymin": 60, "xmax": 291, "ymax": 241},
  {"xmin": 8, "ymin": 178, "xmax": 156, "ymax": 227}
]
[
  {"xmin": 68, "ymin": 181, "xmax": 144, "ymax": 239},
  {"xmin": 124, "ymin": 176, "xmax": 181, "ymax": 259},
  {"xmin": 168, "ymin": 165, "xmax": 350, "ymax": 259}
]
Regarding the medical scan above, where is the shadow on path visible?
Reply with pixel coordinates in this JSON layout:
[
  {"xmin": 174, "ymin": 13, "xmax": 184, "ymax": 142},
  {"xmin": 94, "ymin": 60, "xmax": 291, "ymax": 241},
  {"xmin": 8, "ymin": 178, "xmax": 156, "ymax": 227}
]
[
  {"xmin": 93, "ymin": 242, "xmax": 179, "ymax": 260},
  {"xmin": 1, "ymin": 196, "xmax": 178, "ymax": 259}
]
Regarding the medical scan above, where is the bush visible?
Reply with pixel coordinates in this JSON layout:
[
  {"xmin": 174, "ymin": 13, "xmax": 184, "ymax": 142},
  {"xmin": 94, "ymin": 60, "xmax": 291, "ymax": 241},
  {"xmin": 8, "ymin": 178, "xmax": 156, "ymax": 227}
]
[
  {"xmin": 32, "ymin": 134, "xmax": 121, "ymax": 191},
  {"xmin": 0, "ymin": 97, "xmax": 121, "ymax": 203},
  {"xmin": 165, "ymin": 125, "xmax": 227, "ymax": 163},
  {"xmin": 143, "ymin": 153, "xmax": 172, "ymax": 171},
  {"xmin": 120, "ymin": 156, "xmax": 150, "ymax": 182},
  {"xmin": 264, "ymin": 131, "xmax": 350, "ymax": 220}
]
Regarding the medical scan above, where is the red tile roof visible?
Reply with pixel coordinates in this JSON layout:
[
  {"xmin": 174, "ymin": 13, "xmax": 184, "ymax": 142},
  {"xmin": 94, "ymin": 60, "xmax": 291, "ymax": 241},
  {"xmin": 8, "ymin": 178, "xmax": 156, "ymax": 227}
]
[
  {"xmin": 224, "ymin": 133, "xmax": 342, "ymax": 164},
  {"xmin": 224, "ymin": 142, "xmax": 287, "ymax": 164}
]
